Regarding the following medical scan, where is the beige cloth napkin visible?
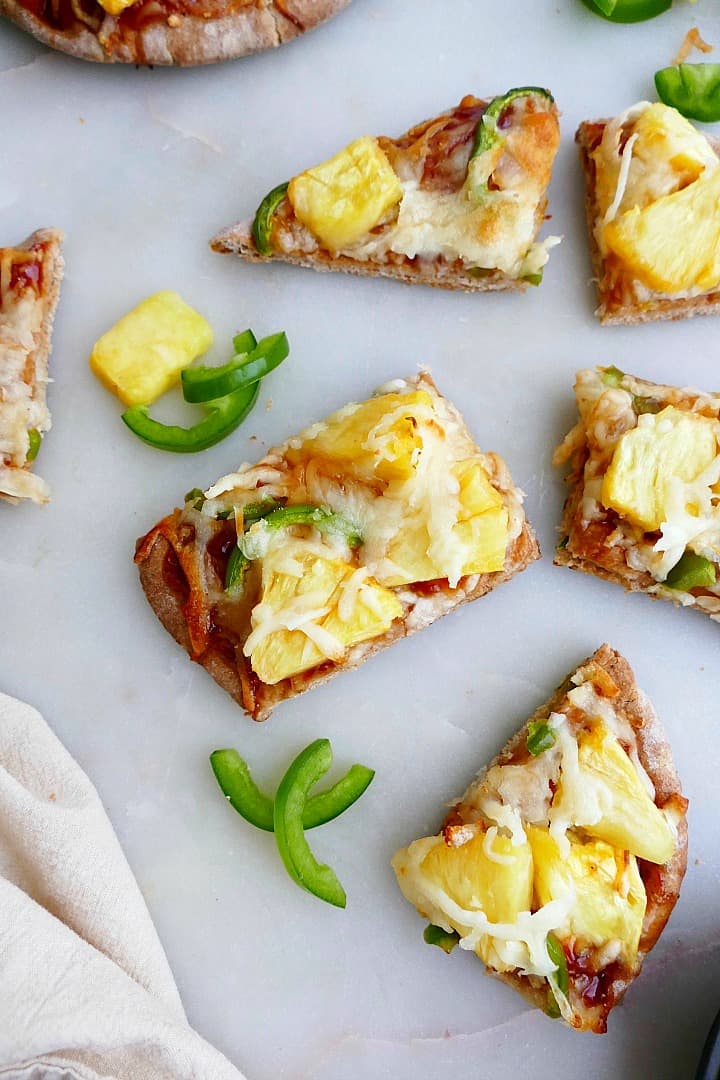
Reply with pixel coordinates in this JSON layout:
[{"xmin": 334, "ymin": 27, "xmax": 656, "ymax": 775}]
[{"xmin": 0, "ymin": 692, "xmax": 247, "ymax": 1080}]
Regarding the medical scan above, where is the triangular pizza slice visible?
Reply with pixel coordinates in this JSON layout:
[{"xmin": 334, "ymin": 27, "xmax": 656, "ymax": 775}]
[
  {"xmin": 211, "ymin": 89, "xmax": 561, "ymax": 293},
  {"xmin": 0, "ymin": 228, "xmax": 64, "ymax": 505},
  {"xmin": 393, "ymin": 644, "xmax": 688, "ymax": 1033}
]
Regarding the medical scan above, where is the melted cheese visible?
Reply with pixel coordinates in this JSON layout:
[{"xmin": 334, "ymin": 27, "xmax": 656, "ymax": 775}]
[
  {"xmin": 654, "ymin": 454, "xmax": 720, "ymax": 579},
  {"xmin": 348, "ymin": 181, "xmax": 548, "ymax": 278}
]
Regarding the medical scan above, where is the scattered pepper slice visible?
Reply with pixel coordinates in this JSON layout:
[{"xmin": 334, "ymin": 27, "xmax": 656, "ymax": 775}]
[
  {"xmin": 273, "ymin": 739, "xmax": 348, "ymax": 907},
  {"xmin": 467, "ymin": 87, "xmax": 555, "ymax": 196},
  {"xmin": 655, "ymin": 64, "xmax": 720, "ymax": 123},
  {"xmin": 122, "ymin": 382, "xmax": 259, "ymax": 453},
  {"xmin": 423, "ymin": 924, "xmax": 460, "ymax": 953},
  {"xmin": 210, "ymin": 748, "xmax": 374, "ymax": 832},
  {"xmin": 182, "ymin": 332, "xmax": 289, "ymax": 404},
  {"xmin": 241, "ymin": 504, "xmax": 364, "ymax": 558},
  {"xmin": 26, "ymin": 428, "xmax": 42, "ymax": 462},
  {"xmin": 580, "ymin": 0, "xmax": 670, "ymax": 22},
  {"xmin": 527, "ymin": 720, "xmax": 557, "ymax": 757}
]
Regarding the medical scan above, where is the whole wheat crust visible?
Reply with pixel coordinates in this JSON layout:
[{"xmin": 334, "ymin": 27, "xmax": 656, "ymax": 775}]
[
  {"xmin": 0, "ymin": 227, "xmax": 64, "ymax": 505},
  {"xmin": 0, "ymin": 0, "xmax": 350, "ymax": 66},
  {"xmin": 137, "ymin": 521, "xmax": 540, "ymax": 721},
  {"xmin": 210, "ymin": 220, "xmax": 532, "ymax": 295},
  {"xmin": 445, "ymin": 644, "xmax": 688, "ymax": 1033},
  {"xmin": 577, "ymin": 120, "xmax": 720, "ymax": 325}
]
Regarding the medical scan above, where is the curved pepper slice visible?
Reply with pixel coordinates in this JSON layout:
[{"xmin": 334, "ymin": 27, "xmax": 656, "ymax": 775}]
[
  {"xmin": 526, "ymin": 720, "xmax": 556, "ymax": 757},
  {"xmin": 232, "ymin": 328, "xmax": 257, "ymax": 355},
  {"xmin": 468, "ymin": 86, "xmax": 554, "ymax": 196},
  {"xmin": 241, "ymin": 504, "xmax": 363, "ymax": 557},
  {"xmin": 26, "ymin": 428, "xmax": 42, "ymax": 462},
  {"xmin": 273, "ymin": 739, "xmax": 347, "ymax": 907},
  {"xmin": 580, "ymin": 0, "xmax": 670, "ymax": 22},
  {"xmin": 546, "ymin": 932, "xmax": 569, "ymax": 995},
  {"xmin": 210, "ymin": 748, "xmax": 374, "ymax": 832},
  {"xmin": 655, "ymin": 64, "xmax": 720, "ymax": 123},
  {"xmin": 424, "ymin": 924, "xmax": 460, "ymax": 953},
  {"xmin": 121, "ymin": 382, "xmax": 259, "ymax": 453},
  {"xmin": 252, "ymin": 182, "xmax": 290, "ymax": 256},
  {"xmin": 182, "ymin": 332, "xmax": 289, "ymax": 404}
]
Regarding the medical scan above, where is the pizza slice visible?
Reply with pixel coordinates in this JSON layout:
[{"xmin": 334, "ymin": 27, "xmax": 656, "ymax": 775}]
[
  {"xmin": 554, "ymin": 365, "xmax": 720, "ymax": 620},
  {"xmin": 0, "ymin": 0, "xmax": 350, "ymax": 66},
  {"xmin": 211, "ymin": 89, "xmax": 561, "ymax": 293},
  {"xmin": 0, "ymin": 228, "xmax": 64, "ymax": 506},
  {"xmin": 135, "ymin": 372, "xmax": 539, "ymax": 720},
  {"xmin": 392, "ymin": 645, "xmax": 688, "ymax": 1033},
  {"xmin": 577, "ymin": 100, "xmax": 720, "ymax": 324}
]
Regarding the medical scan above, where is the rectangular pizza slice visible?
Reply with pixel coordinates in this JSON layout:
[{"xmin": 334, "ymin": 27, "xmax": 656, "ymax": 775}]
[
  {"xmin": 0, "ymin": 228, "xmax": 64, "ymax": 504},
  {"xmin": 135, "ymin": 372, "xmax": 539, "ymax": 720},
  {"xmin": 392, "ymin": 644, "xmax": 688, "ymax": 1033},
  {"xmin": 554, "ymin": 365, "xmax": 720, "ymax": 620},
  {"xmin": 211, "ymin": 89, "xmax": 561, "ymax": 293},
  {"xmin": 577, "ymin": 101, "xmax": 720, "ymax": 324}
]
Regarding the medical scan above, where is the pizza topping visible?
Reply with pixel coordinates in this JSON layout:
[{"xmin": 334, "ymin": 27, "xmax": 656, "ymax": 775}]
[
  {"xmin": 90, "ymin": 291, "xmax": 213, "ymax": 407},
  {"xmin": 592, "ymin": 102, "xmax": 720, "ymax": 296},
  {"xmin": 123, "ymin": 381, "xmax": 260, "ymax": 453},
  {"xmin": 181, "ymin": 331, "xmax": 288, "ymax": 403},
  {"xmin": 580, "ymin": 0, "xmax": 670, "ymax": 21},
  {"xmin": 287, "ymin": 137, "xmax": 403, "ymax": 252}
]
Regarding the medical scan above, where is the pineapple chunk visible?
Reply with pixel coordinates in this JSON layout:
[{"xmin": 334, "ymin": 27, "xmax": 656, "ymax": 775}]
[
  {"xmin": 602, "ymin": 405, "xmax": 718, "ymax": 531},
  {"xmin": 421, "ymin": 829, "xmax": 533, "ymax": 967},
  {"xmin": 288, "ymin": 136, "xmax": 402, "ymax": 251},
  {"xmin": 528, "ymin": 826, "xmax": 646, "ymax": 963},
  {"xmin": 632, "ymin": 104, "xmax": 716, "ymax": 189},
  {"xmin": 604, "ymin": 164, "xmax": 720, "ymax": 293},
  {"xmin": 575, "ymin": 722, "xmax": 675, "ymax": 865},
  {"xmin": 97, "ymin": 0, "xmax": 137, "ymax": 13},
  {"xmin": 90, "ymin": 291, "xmax": 213, "ymax": 407},
  {"xmin": 384, "ymin": 458, "xmax": 509, "ymax": 585},
  {"xmin": 247, "ymin": 541, "xmax": 402, "ymax": 685},
  {"xmin": 287, "ymin": 391, "xmax": 434, "ymax": 485}
]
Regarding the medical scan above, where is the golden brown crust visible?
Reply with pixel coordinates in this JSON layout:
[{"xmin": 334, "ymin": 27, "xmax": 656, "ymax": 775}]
[
  {"xmin": 576, "ymin": 120, "xmax": 720, "ymax": 325},
  {"xmin": 0, "ymin": 227, "xmax": 64, "ymax": 506},
  {"xmin": 0, "ymin": 0, "xmax": 351, "ymax": 66},
  {"xmin": 136, "ymin": 521, "xmax": 540, "ymax": 721},
  {"xmin": 446, "ymin": 645, "xmax": 688, "ymax": 1033}
]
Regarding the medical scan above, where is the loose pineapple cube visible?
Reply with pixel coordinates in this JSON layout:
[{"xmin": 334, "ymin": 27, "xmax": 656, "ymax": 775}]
[
  {"xmin": 384, "ymin": 458, "xmax": 509, "ymax": 585},
  {"xmin": 574, "ymin": 722, "xmax": 675, "ymax": 865},
  {"xmin": 604, "ymin": 164, "xmax": 720, "ymax": 293},
  {"xmin": 287, "ymin": 390, "xmax": 434, "ymax": 485},
  {"xmin": 248, "ymin": 540, "xmax": 402, "ymax": 685},
  {"xmin": 528, "ymin": 826, "xmax": 646, "ymax": 963},
  {"xmin": 420, "ymin": 829, "xmax": 533, "ymax": 967},
  {"xmin": 90, "ymin": 291, "xmax": 213, "ymax": 407},
  {"xmin": 288, "ymin": 136, "xmax": 402, "ymax": 251},
  {"xmin": 602, "ymin": 405, "xmax": 718, "ymax": 531}
]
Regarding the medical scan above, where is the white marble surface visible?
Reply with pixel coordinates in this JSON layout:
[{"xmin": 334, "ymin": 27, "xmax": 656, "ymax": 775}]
[{"xmin": 1, "ymin": 2, "xmax": 720, "ymax": 1077}]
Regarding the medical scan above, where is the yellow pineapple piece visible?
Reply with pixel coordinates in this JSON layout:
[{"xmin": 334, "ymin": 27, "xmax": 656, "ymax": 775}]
[
  {"xmin": 420, "ymin": 829, "xmax": 533, "ymax": 967},
  {"xmin": 97, "ymin": 0, "xmax": 138, "ymax": 13},
  {"xmin": 632, "ymin": 103, "xmax": 716, "ymax": 188},
  {"xmin": 90, "ymin": 291, "xmax": 213, "ymax": 407},
  {"xmin": 288, "ymin": 390, "xmax": 434, "ymax": 484},
  {"xmin": 288, "ymin": 136, "xmax": 403, "ymax": 251},
  {"xmin": 247, "ymin": 540, "xmax": 402, "ymax": 685},
  {"xmin": 574, "ymin": 722, "xmax": 675, "ymax": 865},
  {"xmin": 602, "ymin": 405, "xmax": 718, "ymax": 531},
  {"xmin": 528, "ymin": 826, "xmax": 646, "ymax": 963},
  {"xmin": 384, "ymin": 458, "xmax": 508, "ymax": 585},
  {"xmin": 604, "ymin": 164, "xmax": 720, "ymax": 293}
]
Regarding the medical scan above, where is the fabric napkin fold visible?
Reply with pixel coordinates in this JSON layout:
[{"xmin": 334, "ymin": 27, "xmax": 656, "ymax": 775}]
[{"xmin": 0, "ymin": 691, "xmax": 246, "ymax": 1080}]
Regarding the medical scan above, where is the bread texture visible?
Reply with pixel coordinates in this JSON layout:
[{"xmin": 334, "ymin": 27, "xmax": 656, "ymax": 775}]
[
  {"xmin": 135, "ymin": 372, "xmax": 540, "ymax": 720},
  {"xmin": 211, "ymin": 93, "xmax": 560, "ymax": 293},
  {"xmin": 577, "ymin": 120, "xmax": 720, "ymax": 325},
  {"xmin": 0, "ymin": 228, "xmax": 64, "ymax": 505},
  {"xmin": 0, "ymin": 0, "xmax": 350, "ymax": 66}
]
